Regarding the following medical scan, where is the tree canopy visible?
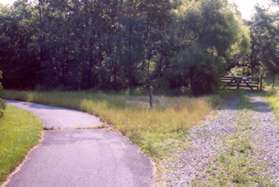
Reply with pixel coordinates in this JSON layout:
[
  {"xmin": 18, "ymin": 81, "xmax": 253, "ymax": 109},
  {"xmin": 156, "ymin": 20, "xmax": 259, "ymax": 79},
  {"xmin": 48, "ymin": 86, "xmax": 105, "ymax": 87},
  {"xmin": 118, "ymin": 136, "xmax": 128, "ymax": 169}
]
[
  {"xmin": 250, "ymin": 0, "xmax": 279, "ymax": 87},
  {"xmin": 0, "ymin": 0, "xmax": 254, "ymax": 95}
]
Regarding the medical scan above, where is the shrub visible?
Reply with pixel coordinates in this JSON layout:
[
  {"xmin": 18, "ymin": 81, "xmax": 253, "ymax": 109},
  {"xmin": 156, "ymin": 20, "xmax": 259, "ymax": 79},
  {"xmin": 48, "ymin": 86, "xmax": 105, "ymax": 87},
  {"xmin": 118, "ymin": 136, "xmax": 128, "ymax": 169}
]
[{"xmin": 0, "ymin": 71, "xmax": 5, "ymax": 118}]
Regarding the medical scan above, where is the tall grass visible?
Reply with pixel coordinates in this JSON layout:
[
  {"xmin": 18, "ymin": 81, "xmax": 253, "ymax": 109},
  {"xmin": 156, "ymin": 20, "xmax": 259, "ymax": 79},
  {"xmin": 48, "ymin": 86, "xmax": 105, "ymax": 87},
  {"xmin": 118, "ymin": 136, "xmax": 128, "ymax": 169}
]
[
  {"xmin": 265, "ymin": 83, "xmax": 279, "ymax": 121},
  {"xmin": 0, "ymin": 105, "xmax": 42, "ymax": 184},
  {"xmin": 1, "ymin": 90, "xmax": 221, "ymax": 159}
]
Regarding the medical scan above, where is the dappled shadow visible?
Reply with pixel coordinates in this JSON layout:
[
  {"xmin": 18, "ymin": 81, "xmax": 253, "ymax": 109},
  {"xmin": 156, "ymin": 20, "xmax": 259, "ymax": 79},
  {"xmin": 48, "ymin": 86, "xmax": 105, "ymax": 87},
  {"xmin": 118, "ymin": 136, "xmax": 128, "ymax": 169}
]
[
  {"xmin": 247, "ymin": 99, "xmax": 272, "ymax": 113},
  {"xmin": 215, "ymin": 91, "xmax": 273, "ymax": 113},
  {"xmin": 215, "ymin": 96, "xmax": 239, "ymax": 111}
]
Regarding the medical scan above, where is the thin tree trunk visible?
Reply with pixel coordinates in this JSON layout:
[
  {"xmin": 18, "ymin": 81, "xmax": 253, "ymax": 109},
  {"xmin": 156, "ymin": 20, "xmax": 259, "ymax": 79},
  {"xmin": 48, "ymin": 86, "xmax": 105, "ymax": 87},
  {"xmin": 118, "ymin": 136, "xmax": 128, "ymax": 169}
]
[
  {"xmin": 272, "ymin": 74, "xmax": 276, "ymax": 89},
  {"xmin": 147, "ymin": 59, "xmax": 153, "ymax": 109},
  {"xmin": 128, "ymin": 20, "xmax": 133, "ymax": 92},
  {"xmin": 38, "ymin": 0, "xmax": 44, "ymax": 70},
  {"xmin": 148, "ymin": 84, "xmax": 153, "ymax": 108},
  {"xmin": 143, "ymin": 19, "xmax": 153, "ymax": 109},
  {"xmin": 189, "ymin": 66, "xmax": 194, "ymax": 93}
]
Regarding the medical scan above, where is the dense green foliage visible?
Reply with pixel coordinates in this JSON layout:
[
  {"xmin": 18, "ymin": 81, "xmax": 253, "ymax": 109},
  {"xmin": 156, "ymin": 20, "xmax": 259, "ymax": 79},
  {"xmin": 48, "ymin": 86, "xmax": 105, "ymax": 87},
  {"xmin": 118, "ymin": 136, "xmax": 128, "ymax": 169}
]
[
  {"xmin": 250, "ymin": 1, "xmax": 279, "ymax": 86},
  {"xmin": 170, "ymin": 0, "xmax": 250, "ymax": 94},
  {"xmin": 0, "ymin": 105, "xmax": 42, "ymax": 184},
  {"xmin": 0, "ymin": 0, "xmax": 249, "ymax": 95}
]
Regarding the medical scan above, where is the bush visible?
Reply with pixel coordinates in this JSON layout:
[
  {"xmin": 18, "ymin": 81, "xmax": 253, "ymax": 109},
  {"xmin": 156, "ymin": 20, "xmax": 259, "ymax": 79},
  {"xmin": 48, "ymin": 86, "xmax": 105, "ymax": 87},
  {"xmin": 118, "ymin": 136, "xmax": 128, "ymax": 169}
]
[
  {"xmin": 0, "ymin": 99, "xmax": 6, "ymax": 118},
  {"xmin": 190, "ymin": 64, "xmax": 219, "ymax": 95},
  {"xmin": 0, "ymin": 71, "xmax": 5, "ymax": 118}
]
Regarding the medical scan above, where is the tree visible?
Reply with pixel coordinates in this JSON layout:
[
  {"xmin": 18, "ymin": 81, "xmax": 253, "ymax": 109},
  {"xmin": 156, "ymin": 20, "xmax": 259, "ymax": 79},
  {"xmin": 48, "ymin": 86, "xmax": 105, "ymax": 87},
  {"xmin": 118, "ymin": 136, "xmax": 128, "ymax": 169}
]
[
  {"xmin": 169, "ymin": 0, "xmax": 247, "ymax": 95},
  {"xmin": 0, "ymin": 0, "xmax": 252, "ymax": 96},
  {"xmin": 251, "ymin": 4, "xmax": 279, "ymax": 88},
  {"xmin": 138, "ymin": 0, "xmax": 173, "ymax": 107},
  {"xmin": 0, "ymin": 0, "xmax": 40, "ymax": 89}
]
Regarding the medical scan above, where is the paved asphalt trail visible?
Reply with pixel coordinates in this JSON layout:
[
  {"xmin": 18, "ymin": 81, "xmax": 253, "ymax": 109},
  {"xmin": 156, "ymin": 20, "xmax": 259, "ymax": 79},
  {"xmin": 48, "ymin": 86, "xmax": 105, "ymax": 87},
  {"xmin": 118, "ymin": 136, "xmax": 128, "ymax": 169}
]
[{"xmin": 6, "ymin": 101, "xmax": 154, "ymax": 187}]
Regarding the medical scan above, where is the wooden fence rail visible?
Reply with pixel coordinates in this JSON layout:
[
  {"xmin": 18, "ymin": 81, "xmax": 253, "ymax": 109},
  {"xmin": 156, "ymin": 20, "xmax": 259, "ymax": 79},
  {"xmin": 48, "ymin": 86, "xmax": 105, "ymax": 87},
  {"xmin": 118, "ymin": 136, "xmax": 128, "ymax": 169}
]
[{"xmin": 221, "ymin": 76, "xmax": 263, "ymax": 91}]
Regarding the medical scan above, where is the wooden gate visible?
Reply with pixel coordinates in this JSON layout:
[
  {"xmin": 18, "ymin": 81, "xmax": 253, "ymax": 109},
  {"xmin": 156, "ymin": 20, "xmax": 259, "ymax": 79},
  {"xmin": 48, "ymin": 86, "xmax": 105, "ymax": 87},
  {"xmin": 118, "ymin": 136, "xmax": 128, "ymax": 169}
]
[{"xmin": 221, "ymin": 76, "xmax": 263, "ymax": 91}]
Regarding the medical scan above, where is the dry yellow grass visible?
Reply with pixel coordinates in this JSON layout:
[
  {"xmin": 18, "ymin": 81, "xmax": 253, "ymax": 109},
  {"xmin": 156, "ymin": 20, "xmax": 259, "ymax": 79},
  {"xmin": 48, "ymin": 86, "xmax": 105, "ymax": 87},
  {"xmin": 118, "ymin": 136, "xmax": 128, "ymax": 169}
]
[{"xmin": 1, "ymin": 90, "xmax": 221, "ymax": 159}]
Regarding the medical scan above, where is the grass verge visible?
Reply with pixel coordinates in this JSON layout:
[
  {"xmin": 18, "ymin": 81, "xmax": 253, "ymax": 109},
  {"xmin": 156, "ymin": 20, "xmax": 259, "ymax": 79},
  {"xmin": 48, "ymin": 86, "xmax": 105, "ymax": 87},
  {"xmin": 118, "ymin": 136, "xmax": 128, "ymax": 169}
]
[
  {"xmin": 193, "ymin": 94, "xmax": 273, "ymax": 186},
  {"xmin": 0, "ymin": 105, "xmax": 42, "ymax": 184},
  {"xmin": 266, "ymin": 84, "xmax": 279, "ymax": 121},
  {"xmin": 1, "ymin": 90, "xmax": 222, "ymax": 160}
]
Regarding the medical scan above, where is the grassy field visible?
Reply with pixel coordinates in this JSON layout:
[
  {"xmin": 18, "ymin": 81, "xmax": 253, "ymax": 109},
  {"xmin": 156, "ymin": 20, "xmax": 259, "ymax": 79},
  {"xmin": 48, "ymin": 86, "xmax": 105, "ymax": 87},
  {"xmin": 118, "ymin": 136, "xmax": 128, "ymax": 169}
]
[
  {"xmin": 0, "ymin": 105, "xmax": 42, "ymax": 184},
  {"xmin": 1, "ymin": 90, "xmax": 222, "ymax": 159}
]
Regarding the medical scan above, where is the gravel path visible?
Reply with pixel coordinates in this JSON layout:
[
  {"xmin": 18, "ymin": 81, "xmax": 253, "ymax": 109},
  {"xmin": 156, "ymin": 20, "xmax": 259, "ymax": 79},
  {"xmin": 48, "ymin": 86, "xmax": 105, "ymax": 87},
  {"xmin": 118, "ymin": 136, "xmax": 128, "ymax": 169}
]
[
  {"xmin": 250, "ymin": 96, "xmax": 279, "ymax": 185},
  {"xmin": 164, "ymin": 98, "xmax": 240, "ymax": 186},
  {"xmin": 6, "ymin": 101, "xmax": 154, "ymax": 187}
]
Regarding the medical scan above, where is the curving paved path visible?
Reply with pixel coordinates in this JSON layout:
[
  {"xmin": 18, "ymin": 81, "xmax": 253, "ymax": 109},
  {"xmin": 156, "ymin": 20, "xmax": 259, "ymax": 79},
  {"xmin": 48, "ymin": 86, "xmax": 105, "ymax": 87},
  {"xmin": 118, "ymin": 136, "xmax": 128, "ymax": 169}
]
[{"xmin": 5, "ymin": 100, "xmax": 154, "ymax": 187}]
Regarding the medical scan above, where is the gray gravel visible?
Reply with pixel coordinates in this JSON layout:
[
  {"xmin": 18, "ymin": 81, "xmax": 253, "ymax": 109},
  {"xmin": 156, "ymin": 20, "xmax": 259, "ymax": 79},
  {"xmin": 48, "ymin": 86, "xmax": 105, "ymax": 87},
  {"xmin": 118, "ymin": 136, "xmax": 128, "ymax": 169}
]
[
  {"xmin": 250, "ymin": 96, "xmax": 279, "ymax": 185},
  {"xmin": 6, "ymin": 101, "xmax": 154, "ymax": 187},
  {"xmin": 164, "ymin": 98, "xmax": 240, "ymax": 186}
]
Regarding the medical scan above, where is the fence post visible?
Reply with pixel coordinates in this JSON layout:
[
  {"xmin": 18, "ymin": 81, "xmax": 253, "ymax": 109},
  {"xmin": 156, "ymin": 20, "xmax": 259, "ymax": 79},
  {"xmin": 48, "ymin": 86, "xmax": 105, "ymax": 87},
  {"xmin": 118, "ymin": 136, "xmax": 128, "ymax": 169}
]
[{"xmin": 260, "ymin": 75, "xmax": 263, "ymax": 91}]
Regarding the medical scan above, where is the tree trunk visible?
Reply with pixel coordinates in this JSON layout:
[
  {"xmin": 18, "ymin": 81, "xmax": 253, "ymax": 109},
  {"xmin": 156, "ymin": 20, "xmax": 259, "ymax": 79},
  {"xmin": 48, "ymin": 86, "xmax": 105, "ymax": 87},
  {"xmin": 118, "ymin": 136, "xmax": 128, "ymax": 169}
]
[
  {"xmin": 148, "ymin": 84, "xmax": 153, "ymax": 109},
  {"xmin": 189, "ymin": 66, "xmax": 194, "ymax": 93},
  {"xmin": 128, "ymin": 19, "xmax": 133, "ymax": 92},
  {"xmin": 147, "ymin": 60, "xmax": 153, "ymax": 109},
  {"xmin": 272, "ymin": 74, "xmax": 276, "ymax": 90}
]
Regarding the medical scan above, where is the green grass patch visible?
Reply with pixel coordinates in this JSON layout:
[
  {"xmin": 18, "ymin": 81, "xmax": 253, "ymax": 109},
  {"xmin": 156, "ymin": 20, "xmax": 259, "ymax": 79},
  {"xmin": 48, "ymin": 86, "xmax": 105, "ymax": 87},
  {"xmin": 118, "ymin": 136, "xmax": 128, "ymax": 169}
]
[
  {"xmin": 0, "ymin": 105, "xmax": 42, "ymax": 184},
  {"xmin": 193, "ymin": 94, "xmax": 273, "ymax": 186},
  {"xmin": 265, "ymin": 84, "xmax": 279, "ymax": 122},
  {"xmin": 1, "ymin": 90, "xmax": 222, "ymax": 159}
]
